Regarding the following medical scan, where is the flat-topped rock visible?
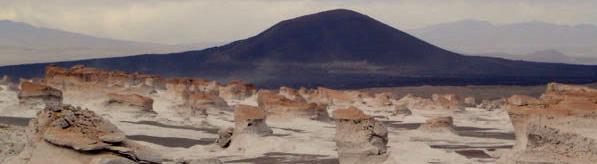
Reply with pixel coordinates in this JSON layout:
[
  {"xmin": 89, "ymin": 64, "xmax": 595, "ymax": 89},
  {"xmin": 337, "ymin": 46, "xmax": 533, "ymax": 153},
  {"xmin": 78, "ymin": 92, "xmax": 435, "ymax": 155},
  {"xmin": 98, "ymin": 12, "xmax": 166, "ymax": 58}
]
[
  {"xmin": 500, "ymin": 83, "xmax": 597, "ymax": 163},
  {"xmin": 45, "ymin": 65, "xmax": 164, "ymax": 92},
  {"xmin": 107, "ymin": 92, "xmax": 154, "ymax": 112},
  {"xmin": 18, "ymin": 81, "xmax": 62, "ymax": 105},
  {"xmin": 333, "ymin": 106, "xmax": 388, "ymax": 164},
  {"xmin": 332, "ymin": 106, "xmax": 371, "ymax": 120},
  {"xmin": 6, "ymin": 104, "xmax": 162, "ymax": 164},
  {"xmin": 258, "ymin": 90, "xmax": 329, "ymax": 120}
]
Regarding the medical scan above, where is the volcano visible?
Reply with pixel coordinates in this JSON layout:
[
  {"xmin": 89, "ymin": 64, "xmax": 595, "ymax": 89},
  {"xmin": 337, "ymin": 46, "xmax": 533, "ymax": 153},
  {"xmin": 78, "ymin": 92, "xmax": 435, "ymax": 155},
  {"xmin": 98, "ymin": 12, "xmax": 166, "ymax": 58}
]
[{"xmin": 0, "ymin": 9, "xmax": 595, "ymax": 88}]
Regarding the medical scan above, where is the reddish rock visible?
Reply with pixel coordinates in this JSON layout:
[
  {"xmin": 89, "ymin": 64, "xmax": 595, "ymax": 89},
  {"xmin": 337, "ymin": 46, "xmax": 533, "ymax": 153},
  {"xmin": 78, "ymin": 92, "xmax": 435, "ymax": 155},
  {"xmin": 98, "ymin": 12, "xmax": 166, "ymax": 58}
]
[
  {"xmin": 18, "ymin": 81, "xmax": 62, "ymax": 105},
  {"xmin": 107, "ymin": 93, "xmax": 154, "ymax": 112},
  {"xmin": 218, "ymin": 80, "xmax": 257, "ymax": 101},
  {"xmin": 257, "ymin": 90, "xmax": 329, "ymax": 120}
]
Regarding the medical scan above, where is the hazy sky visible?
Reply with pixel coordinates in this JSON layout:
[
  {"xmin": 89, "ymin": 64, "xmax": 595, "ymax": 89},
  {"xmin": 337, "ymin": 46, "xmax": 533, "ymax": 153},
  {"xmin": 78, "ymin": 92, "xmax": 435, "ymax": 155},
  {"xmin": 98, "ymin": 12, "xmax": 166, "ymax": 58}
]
[{"xmin": 1, "ymin": 0, "xmax": 596, "ymax": 44}]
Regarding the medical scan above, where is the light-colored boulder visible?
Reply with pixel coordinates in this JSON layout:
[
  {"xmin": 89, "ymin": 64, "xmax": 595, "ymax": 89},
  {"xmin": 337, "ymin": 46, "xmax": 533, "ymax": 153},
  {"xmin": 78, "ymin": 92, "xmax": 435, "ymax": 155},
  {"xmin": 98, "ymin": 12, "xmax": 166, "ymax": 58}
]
[{"xmin": 332, "ymin": 106, "xmax": 388, "ymax": 164}]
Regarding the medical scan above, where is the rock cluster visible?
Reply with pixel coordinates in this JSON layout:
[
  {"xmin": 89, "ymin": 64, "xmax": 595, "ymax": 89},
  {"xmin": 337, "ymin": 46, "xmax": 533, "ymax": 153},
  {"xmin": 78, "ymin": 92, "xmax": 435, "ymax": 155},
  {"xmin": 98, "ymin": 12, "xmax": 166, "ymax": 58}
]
[
  {"xmin": 500, "ymin": 83, "xmax": 597, "ymax": 163},
  {"xmin": 332, "ymin": 106, "xmax": 388, "ymax": 164},
  {"xmin": 6, "ymin": 105, "xmax": 162, "ymax": 164},
  {"xmin": 18, "ymin": 81, "xmax": 63, "ymax": 105},
  {"xmin": 257, "ymin": 90, "xmax": 329, "ymax": 121},
  {"xmin": 107, "ymin": 92, "xmax": 155, "ymax": 112},
  {"xmin": 165, "ymin": 78, "xmax": 220, "ymax": 99},
  {"xmin": 45, "ymin": 65, "xmax": 163, "ymax": 92},
  {"xmin": 477, "ymin": 98, "xmax": 506, "ymax": 110},
  {"xmin": 218, "ymin": 80, "xmax": 257, "ymax": 101}
]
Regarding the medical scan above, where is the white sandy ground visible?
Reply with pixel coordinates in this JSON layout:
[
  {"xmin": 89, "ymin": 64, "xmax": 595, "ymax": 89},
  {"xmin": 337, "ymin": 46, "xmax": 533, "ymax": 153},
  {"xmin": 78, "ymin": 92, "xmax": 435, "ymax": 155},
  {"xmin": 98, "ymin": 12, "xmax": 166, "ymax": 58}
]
[{"xmin": 0, "ymin": 85, "xmax": 516, "ymax": 163}]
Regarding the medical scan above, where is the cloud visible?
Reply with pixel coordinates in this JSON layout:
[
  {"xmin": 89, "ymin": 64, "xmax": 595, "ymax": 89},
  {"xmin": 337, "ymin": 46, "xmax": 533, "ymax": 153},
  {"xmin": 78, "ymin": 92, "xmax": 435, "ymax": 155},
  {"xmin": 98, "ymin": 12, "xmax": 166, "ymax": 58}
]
[{"xmin": 0, "ymin": 0, "xmax": 595, "ymax": 44}]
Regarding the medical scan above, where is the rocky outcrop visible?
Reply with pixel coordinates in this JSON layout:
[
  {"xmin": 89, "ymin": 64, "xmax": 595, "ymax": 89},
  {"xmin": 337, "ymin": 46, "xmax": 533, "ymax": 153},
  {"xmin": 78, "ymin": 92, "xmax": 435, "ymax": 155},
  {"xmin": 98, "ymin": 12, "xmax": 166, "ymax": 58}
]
[
  {"xmin": 393, "ymin": 102, "xmax": 412, "ymax": 117},
  {"xmin": 431, "ymin": 94, "xmax": 464, "ymax": 110},
  {"xmin": 106, "ymin": 93, "xmax": 154, "ymax": 112},
  {"xmin": 278, "ymin": 86, "xmax": 306, "ymax": 102},
  {"xmin": 333, "ymin": 106, "xmax": 388, "ymax": 164},
  {"xmin": 165, "ymin": 78, "xmax": 220, "ymax": 100},
  {"xmin": 178, "ymin": 92, "xmax": 230, "ymax": 118},
  {"xmin": 45, "ymin": 65, "xmax": 164, "ymax": 93},
  {"xmin": 418, "ymin": 117, "xmax": 455, "ymax": 133},
  {"xmin": 396, "ymin": 94, "xmax": 464, "ymax": 110},
  {"xmin": 217, "ymin": 105, "xmax": 272, "ymax": 149},
  {"xmin": 477, "ymin": 98, "xmax": 506, "ymax": 111},
  {"xmin": 300, "ymin": 87, "xmax": 362, "ymax": 106},
  {"xmin": 6, "ymin": 105, "xmax": 162, "ymax": 164},
  {"xmin": 499, "ymin": 83, "xmax": 597, "ymax": 163},
  {"xmin": 218, "ymin": 80, "xmax": 257, "ymax": 101},
  {"xmin": 18, "ymin": 81, "xmax": 62, "ymax": 105},
  {"xmin": 257, "ymin": 90, "xmax": 329, "ymax": 121}
]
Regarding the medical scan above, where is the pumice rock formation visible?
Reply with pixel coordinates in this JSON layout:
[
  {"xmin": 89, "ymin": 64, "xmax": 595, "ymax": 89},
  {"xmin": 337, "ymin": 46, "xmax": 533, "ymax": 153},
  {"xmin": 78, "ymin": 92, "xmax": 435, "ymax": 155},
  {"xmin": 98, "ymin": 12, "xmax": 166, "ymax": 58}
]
[
  {"xmin": 257, "ymin": 90, "xmax": 329, "ymax": 121},
  {"xmin": 396, "ymin": 94, "xmax": 464, "ymax": 110},
  {"xmin": 499, "ymin": 83, "xmax": 597, "ymax": 163},
  {"xmin": 107, "ymin": 92, "xmax": 154, "ymax": 112},
  {"xmin": 332, "ymin": 106, "xmax": 388, "ymax": 164},
  {"xmin": 45, "ymin": 65, "xmax": 164, "ymax": 92},
  {"xmin": 218, "ymin": 80, "xmax": 257, "ymax": 101},
  {"xmin": 180, "ymin": 92, "xmax": 230, "ymax": 118},
  {"xmin": 6, "ymin": 104, "xmax": 162, "ymax": 164},
  {"xmin": 18, "ymin": 81, "xmax": 62, "ymax": 105},
  {"xmin": 418, "ymin": 116, "xmax": 455, "ymax": 133},
  {"xmin": 217, "ymin": 105, "xmax": 272, "ymax": 149}
]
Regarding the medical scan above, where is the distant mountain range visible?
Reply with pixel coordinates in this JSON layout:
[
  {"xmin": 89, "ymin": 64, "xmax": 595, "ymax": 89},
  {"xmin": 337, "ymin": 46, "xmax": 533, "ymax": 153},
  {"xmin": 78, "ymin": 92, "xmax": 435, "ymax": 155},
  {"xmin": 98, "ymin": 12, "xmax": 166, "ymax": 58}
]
[
  {"xmin": 0, "ymin": 20, "xmax": 215, "ymax": 66},
  {"xmin": 409, "ymin": 20, "xmax": 597, "ymax": 65},
  {"xmin": 0, "ymin": 9, "xmax": 595, "ymax": 88}
]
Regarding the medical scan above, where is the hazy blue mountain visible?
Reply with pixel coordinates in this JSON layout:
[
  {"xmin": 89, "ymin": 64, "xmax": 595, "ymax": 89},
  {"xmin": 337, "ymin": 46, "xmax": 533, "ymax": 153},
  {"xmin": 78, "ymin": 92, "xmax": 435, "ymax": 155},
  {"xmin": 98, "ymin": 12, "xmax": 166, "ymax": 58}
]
[
  {"xmin": 0, "ymin": 20, "xmax": 213, "ymax": 66},
  {"xmin": 409, "ymin": 20, "xmax": 597, "ymax": 64},
  {"xmin": 0, "ymin": 9, "xmax": 595, "ymax": 88}
]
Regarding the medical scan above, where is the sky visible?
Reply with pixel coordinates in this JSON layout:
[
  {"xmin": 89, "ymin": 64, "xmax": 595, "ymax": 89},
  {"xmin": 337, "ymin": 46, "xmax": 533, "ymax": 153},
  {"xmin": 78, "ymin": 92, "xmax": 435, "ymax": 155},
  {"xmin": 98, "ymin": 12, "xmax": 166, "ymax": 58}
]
[{"xmin": 1, "ymin": 0, "xmax": 596, "ymax": 45}]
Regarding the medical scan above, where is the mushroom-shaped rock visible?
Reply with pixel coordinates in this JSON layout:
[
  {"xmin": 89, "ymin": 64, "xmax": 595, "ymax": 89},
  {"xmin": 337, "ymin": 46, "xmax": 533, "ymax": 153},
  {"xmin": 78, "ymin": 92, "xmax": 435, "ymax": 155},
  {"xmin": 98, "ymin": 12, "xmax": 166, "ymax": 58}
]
[
  {"xmin": 107, "ymin": 93, "xmax": 154, "ymax": 112},
  {"xmin": 499, "ymin": 83, "xmax": 597, "ymax": 163},
  {"xmin": 18, "ymin": 81, "xmax": 63, "ymax": 105},
  {"xmin": 234, "ymin": 105, "xmax": 271, "ymax": 136},
  {"xmin": 257, "ymin": 90, "xmax": 329, "ymax": 121},
  {"xmin": 332, "ymin": 106, "xmax": 388, "ymax": 164},
  {"xmin": 418, "ymin": 117, "xmax": 455, "ymax": 133},
  {"xmin": 180, "ymin": 92, "xmax": 230, "ymax": 118},
  {"xmin": 6, "ymin": 104, "xmax": 163, "ymax": 164}
]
